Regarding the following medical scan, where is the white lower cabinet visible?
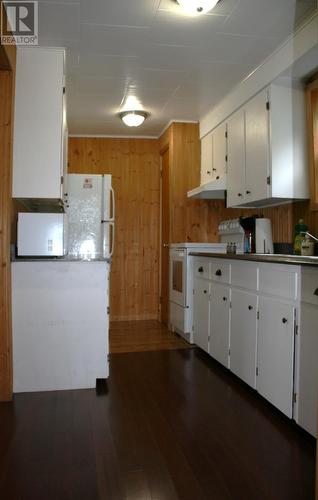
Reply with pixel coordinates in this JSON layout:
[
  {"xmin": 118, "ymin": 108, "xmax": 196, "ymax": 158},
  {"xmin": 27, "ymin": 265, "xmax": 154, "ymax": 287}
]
[
  {"xmin": 193, "ymin": 278, "xmax": 210, "ymax": 353},
  {"xmin": 230, "ymin": 288, "xmax": 258, "ymax": 388},
  {"xmin": 210, "ymin": 283, "xmax": 230, "ymax": 368},
  {"xmin": 257, "ymin": 297, "xmax": 295, "ymax": 418}
]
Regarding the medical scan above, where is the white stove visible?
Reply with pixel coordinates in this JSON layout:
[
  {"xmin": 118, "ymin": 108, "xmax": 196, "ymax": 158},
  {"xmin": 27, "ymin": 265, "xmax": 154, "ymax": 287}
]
[{"xmin": 169, "ymin": 243, "xmax": 227, "ymax": 343}]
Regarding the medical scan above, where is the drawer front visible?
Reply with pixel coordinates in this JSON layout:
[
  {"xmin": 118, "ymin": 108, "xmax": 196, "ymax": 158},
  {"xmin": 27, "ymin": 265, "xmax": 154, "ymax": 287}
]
[
  {"xmin": 301, "ymin": 269, "xmax": 318, "ymax": 306},
  {"xmin": 193, "ymin": 259, "xmax": 210, "ymax": 280},
  {"xmin": 231, "ymin": 262, "xmax": 258, "ymax": 290},
  {"xmin": 259, "ymin": 265, "xmax": 298, "ymax": 301},
  {"xmin": 211, "ymin": 261, "xmax": 230, "ymax": 284}
]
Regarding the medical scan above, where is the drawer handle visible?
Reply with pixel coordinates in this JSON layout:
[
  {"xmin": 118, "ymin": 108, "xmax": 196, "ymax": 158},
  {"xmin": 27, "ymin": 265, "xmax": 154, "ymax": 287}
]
[
  {"xmin": 282, "ymin": 318, "xmax": 288, "ymax": 324},
  {"xmin": 248, "ymin": 305, "xmax": 253, "ymax": 310},
  {"xmin": 238, "ymin": 193, "xmax": 243, "ymax": 197},
  {"xmin": 314, "ymin": 288, "xmax": 318, "ymax": 296},
  {"xmin": 198, "ymin": 267, "xmax": 204, "ymax": 273},
  {"xmin": 215, "ymin": 269, "xmax": 222, "ymax": 276},
  {"xmin": 223, "ymin": 297, "xmax": 227, "ymax": 302}
]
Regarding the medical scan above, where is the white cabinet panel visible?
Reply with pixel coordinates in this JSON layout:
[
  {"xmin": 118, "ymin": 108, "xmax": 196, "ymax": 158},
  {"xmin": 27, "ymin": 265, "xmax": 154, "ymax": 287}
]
[
  {"xmin": 193, "ymin": 278, "xmax": 210, "ymax": 353},
  {"xmin": 259, "ymin": 265, "xmax": 298, "ymax": 301},
  {"xmin": 200, "ymin": 133, "xmax": 213, "ymax": 184},
  {"xmin": 227, "ymin": 109, "xmax": 246, "ymax": 207},
  {"xmin": 230, "ymin": 288, "xmax": 258, "ymax": 388},
  {"xmin": 257, "ymin": 297, "xmax": 295, "ymax": 418},
  {"xmin": 245, "ymin": 89, "xmax": 269, "ymax": 204},
  {"xmin": 231, "ymin": 262, "xmax": 258, "ymax": 291},
  {"xmin": 212, "ymin": 122, "xmax": 227, "ymax": 180},
  {"xmin": 13, "ymin": 48, "xmax": 65, "ymax": 200},
  {"xmin": 297, "ymin": 302, "xmax": 318, "ymax": 437},
  {"xmin": 210, "ymin": 283, "xmax": 230, "ymax": 368}
]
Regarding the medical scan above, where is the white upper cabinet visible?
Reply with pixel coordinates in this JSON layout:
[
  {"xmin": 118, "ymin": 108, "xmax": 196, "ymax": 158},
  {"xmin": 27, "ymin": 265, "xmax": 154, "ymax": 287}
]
[
  {"xmin": 227, "ymin": 109, "xmax": 245, "ymax": 207},
  {"xmin": 212, "ymin": 122, "xmax": 227, "ymax": 181},
  {"xmin": 200, "ymin": 132, "xmax": 213, "ymax": 184},
  {"xmin": 200, "ymin": 122, "xmax": 227, "ymax": 185},
  {"xmin": 13, "ymin": 47, "xmax": 66, "ymax": 201},
  {"xmin": 227, "ymin": 83, "xmax": 309, "ymax": 208}
]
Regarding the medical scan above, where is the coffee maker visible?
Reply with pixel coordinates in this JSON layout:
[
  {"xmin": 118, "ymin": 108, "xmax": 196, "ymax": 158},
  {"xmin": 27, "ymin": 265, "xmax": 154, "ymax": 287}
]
[{"xmin": 239, "ymin": 216, "xmax": 274, "ymax": 254}]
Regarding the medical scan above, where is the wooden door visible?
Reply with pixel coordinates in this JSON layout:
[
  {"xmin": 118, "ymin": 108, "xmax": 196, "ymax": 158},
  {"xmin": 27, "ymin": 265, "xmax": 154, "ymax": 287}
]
[
  {"xmin": 230, "ymin": 288, "xmax": 258, "ymax": 388},
  {"xmin": 193, "ymin": 278, "xmax": 210, "ymax": 353},
  {"xmin": 160, "ymin": 148, "xmax": 170, "ymax": 325}
]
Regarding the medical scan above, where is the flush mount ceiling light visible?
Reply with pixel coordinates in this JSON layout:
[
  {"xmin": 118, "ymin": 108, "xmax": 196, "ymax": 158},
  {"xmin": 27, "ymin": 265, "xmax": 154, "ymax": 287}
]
[
  {"xmin": 119, "ymin": 110, "xmax": 149, "ymax": 127},
  {"xmin": 176, "ymin": 0, "xmax": 220, "ymax": 15}
]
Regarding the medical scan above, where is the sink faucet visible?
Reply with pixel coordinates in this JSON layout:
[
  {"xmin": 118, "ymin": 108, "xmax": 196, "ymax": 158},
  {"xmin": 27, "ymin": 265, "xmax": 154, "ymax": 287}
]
[{"xmin": 301, "ymin": 231, "xmax": 318, "ymax": 243}]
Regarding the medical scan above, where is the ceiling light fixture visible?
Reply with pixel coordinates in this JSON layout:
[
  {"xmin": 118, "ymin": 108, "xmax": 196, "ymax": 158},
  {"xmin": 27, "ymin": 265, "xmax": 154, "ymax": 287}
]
[
  {"xmin": 176, "ymin": 0, "xmax": 220, "ymax": 15},
  {"xmin": 119, "ymin": 110, "xmax": 149, "ymax": 127}
]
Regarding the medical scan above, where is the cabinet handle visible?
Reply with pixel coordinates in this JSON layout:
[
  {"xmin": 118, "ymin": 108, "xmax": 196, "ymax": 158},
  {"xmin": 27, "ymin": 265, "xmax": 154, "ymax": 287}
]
[
  {"xmin": 223, "ymin": 297, "xmax": 227, "ymax": 301},
  {"xmin": 314, "ymin": 288, "xmax": 318, "ymax": 296},
  {"xmin": 198, "ymin": 267, "xmax": 204, "ymax": 273},
  {"xmin": 207, "ymin": 171, "xmax": 211, "ymax": 174},
  {"xmin": 216, "ymin": 176, "xmax": 220, "ymax": 180},
  {"xmin": 238, "ymin": 193, "xmax": 243, "ymax": 197},
  {"xmin": 246, "ymin": 190, "xmax": 251, "ymax": 195},
  {"xmin": 204, "ymin": 290, "xmax": 207, "ymax": 294},
  {"xmin": 248, "ymin": 305, "xmax": 253, "ymax": 310},
  {"xmin": 215, "ymin": 269, "xmax": 222, "ymax": 276},
  {"xmin": 282, "ymin": 318, "xmax": 288, "ymax": 324},
  {"xmin": 212, "ymin": 168, "xmax": 217, "ymax": 172}
]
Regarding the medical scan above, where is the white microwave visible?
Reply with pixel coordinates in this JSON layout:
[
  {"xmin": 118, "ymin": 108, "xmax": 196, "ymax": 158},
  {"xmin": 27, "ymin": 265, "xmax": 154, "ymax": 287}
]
[{"xmin": 17, "ymin": 213, "xmax": 67, "ymax": 257}]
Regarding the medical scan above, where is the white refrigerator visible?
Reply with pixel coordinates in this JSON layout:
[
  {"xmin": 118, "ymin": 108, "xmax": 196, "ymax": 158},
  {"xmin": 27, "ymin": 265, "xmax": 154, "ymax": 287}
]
[{"xmin": 67, "ymin": 174, "xmax": 115, "ymax": 260}]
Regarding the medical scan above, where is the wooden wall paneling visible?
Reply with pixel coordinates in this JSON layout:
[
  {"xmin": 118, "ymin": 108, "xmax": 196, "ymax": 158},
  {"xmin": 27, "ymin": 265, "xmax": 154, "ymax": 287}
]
[
  {"xmin": 68, "ymin": 138, "xmax": 160, "ymax": 322},
  {"xmin": 0, "ymin": 54, "xmax": 15, "ymax": 401}
]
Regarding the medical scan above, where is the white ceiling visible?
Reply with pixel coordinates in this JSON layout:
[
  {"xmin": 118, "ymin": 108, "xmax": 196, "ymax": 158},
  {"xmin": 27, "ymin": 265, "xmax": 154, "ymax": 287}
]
[{"xmin": 37, "ymin": 0, "xmax": 317, "ymax": 137}]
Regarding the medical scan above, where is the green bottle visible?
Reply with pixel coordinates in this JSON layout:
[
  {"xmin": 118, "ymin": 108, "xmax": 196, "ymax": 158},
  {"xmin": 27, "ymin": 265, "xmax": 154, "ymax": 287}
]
[{"xmin": 294, "ymin": 219, "xmax": 308, "ymax": 255}]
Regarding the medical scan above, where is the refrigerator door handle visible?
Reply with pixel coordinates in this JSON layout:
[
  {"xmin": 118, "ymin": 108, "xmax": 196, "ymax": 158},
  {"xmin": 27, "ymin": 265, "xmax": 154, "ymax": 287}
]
[
  {"xmin": 109, "ymin": 222, "xmax": 115, "ymax": 258},
  {"xmin": 110, "ymin": 186, "xmax": 115, "ymax": 222}
]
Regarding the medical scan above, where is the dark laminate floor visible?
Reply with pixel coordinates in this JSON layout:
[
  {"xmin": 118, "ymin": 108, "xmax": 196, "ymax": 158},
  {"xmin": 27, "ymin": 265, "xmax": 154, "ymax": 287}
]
[{"xmin": 0, "ymin": 348, "xmax": 315, "ymax": 500}]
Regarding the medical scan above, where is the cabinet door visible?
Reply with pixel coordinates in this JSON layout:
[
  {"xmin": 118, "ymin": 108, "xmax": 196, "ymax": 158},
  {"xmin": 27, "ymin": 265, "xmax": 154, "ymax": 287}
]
[
  {"xmin": 13, "ymin": 48, "xmax": 65, "ymax": 199},
  {"xmin": 193, "ymin": 278, "xmax": 210, "ymax": 353},
  {"xmin": 227, "ymin": 109, "xmax": 246, "ymax": 207},
  {"xmin": 297, "ymin": 303, "xmax": 318, "ymax": 436},
  {"xmin": 210, "ymin": 283, "xmax": 230, "ymax": 367},
  {"xmin": 230, "ymin": 289, "xmax": 258, "ymax": 387},
  {"xmin": 201, "ymin": 133, "xmax": 213, "ymax": 184},
  {"xmin": 212, "ymin": 123, "xmax": 227, "ymax": 179},
  {"xmin": 257, "ymin": 297, "xmax": 294, "ymax": 418},
  {"xmin": 245, "ymin": 90, "xmax": 270, "ymax": 203}
]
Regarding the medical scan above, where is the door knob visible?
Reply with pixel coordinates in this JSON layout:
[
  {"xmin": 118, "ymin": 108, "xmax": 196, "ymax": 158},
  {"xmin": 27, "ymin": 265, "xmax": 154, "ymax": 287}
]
[
  {"xmin": 282, "ymin": 318, "xmax": 288, "ymax": 324},
  {"xmin": 248, "ymin": 305, "xmax": 253, "ymax": 310},
  {"xmin": 215, "ymin": 269, "xmax": 222, "ymax": 276},
  {"xmin": 314, "ymin": 288, "xmax": 318, "ymax": 296}
]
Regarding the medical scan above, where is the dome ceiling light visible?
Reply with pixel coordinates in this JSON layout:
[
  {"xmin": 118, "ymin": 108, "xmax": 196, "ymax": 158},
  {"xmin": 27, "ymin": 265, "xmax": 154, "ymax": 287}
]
[
  {"xmin": 176, "ymin": 0, "xmax": 220, "ymax": 15},
  {"xmin": 119, "ymin": 110, "xmax": 149, "ymax": 127}
]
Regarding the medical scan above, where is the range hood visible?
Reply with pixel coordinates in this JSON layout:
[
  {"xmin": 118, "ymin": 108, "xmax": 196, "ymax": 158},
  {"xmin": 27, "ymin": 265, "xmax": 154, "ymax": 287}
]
[{"xmin": 187, "ymin": 176, "xmax": 227, "ymax": 200}]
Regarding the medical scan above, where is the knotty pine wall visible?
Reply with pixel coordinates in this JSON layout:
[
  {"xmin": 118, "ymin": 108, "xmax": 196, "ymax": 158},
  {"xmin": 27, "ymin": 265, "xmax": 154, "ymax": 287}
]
[
  {"xmin": 68, "ymin": 137, "xmax": 160, "ymax": 322},
  {"xmin": 0, "ymin": 40, "xmax": 16, "ymax": 401}
]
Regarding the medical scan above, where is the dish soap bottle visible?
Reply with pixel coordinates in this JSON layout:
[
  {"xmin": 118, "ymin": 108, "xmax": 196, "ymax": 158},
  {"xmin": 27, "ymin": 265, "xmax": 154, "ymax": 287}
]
[{"xmin": 294, "ymin": 219, "xmax": 308, "ymax": 255}]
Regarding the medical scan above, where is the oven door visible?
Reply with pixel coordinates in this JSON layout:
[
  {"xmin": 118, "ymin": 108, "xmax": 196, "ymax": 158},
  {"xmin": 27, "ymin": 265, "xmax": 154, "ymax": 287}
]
[{"xmin": 169, "ymin": 249, "xmax": 187, "ymax": 307}]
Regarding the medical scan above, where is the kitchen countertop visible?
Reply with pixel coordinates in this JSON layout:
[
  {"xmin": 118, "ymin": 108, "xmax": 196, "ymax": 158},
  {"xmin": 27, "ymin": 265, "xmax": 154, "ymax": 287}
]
[
  {"xmin": 189, "ymin": 252, "xmax": 318, "ymax": 266},
  {"xmin": 12, "ymin": 257, "xmax": 111, "ymax": 263}
]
